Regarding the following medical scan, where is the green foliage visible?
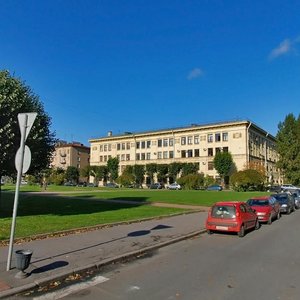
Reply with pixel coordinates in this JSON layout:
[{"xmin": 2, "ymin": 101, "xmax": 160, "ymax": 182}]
[
  {"xmin": 177, "ymin": 173, "xmax": 205, "ymax": 190},
  {"xmin": 145, "ymin": 163, "xmax": 157, "ymax": 184},
  {"xmin": 90, "ymin": 165, "xmax": 108, "ymax": 184},
  {"xmin": 213, "ymin": 151, "xmax": 234, "ymax": 182},
  {"xmin": 0, "ymin": 70, "xmax": 56, "ymax": 179},
  {"xmin": 133, "ymin": 165, "xmax": 145, "ymax": 186},
  {"xmin": 65, "ymin": 166, "xmax": 79, "ymax": 183},
  {"xmin": 107, "ymin": 157, "xmax": 119, "ymax": 182},
  {"xmin": 168, "ymin": 162, "xmax": 182, "ymax": 180},
  {"xmin": 181, "ymin": 163, "xmax": 199, "ymax": 176},
  {"xmin": 157, "ymin": 164, "xmax": 169, "ymax": 182},
  {"xmin": 204, "ymin": 175, "xmax": 215, "ymax": 187},
  {"xmin": 116, "ymin": 173, "xmax": 135, "ymax": 187},
  {"xmin": 230, "ymin": 169, "xmax": 265, "ymax": 191},
  {"xmin": 276, "ymin": 113, "xmax": 300, "ymax": 185}
]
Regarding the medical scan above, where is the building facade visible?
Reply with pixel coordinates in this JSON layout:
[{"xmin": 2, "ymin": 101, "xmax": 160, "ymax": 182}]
[
  {"xmin": 51, "ymin": 141, "xmax": 90, "ymax": 170},
  {"xmin": 89, "ymin": 120, "xmax": 281, "ymax": 185}
]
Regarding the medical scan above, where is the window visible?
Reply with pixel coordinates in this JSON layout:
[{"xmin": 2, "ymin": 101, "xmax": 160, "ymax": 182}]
[
  {"xmin": 117, "ymin": 143, "xmax": 121, "ymax": 150},
  {"xmin": 136, "ymin": 153, "xmax": 140, "ymax": 160},
  {"xmin": 208, "ymin": 148, "xmax": 213, "ymax": 156},
  {"xmin": 163, "ymin": 139, "xmax": 168, "ymax": 147},
  {"xmin": 163, "ymin": 151, "xmax": 168, "ymax": 159},
  {"xmin": 181, "ymin": 150, "xmax": 186, "ymax": 158},
  {"xmin": 194, "ymin": 135, "xmax": 199, "ymax": 144},
  {"xmin": 208, "ymin": 161, "xmax": 214, "ymax": 170},
  {"xmin": 146, "ymin": 153, "xmax": 151, "ymax": 160},
  {"xmin": 100, "ymin": 145, "xmax": 103, "ymax": 152},
  {"xmin": 194, "ymin": 149, "xmax": 200, "ymax": 157},
  {"xmin": 108, "ymin": 144, "xmax": 111, "ymax": 151},
  {"xmin": 181, "ymin": 137, "xmax": 186, "ymax": 145},
  {"xmin": 222, "ymin": 132, "xmax": 228, "ymax": 141},
  {"xmin": 208, "ymin": 134, "xmax": 213, "ymax": 143},
  {"xmin": 121, "ymin": 154, "xmax": 125, "ymax": 161},
  {"xmin": 100, "ymin": 156, "xmax": 103, "ymax": 162},
  {"xmin": 188, "ymin": 136, "xmax": 193, "ymax": 145},
  {"xmin": 136, "ymin": 142, "xmax": 140, "ymax": 149},
  {"xmin": 147, "ymin": 140, "xmax": 151, "ymax": 148},
  {"xmin": 126, "ymin": 142, "xmax": 130, "ymax": 150},
  {"xmin": 141, "ymin": 141, "xmax": 145, "ymax": 149},
  {"xmin": 169, "ymin": 151, "xmax": 174, "ymax": 159},
  {"xmin": 187, "ymin": 149, "xmax": 193, "ymax": 157},
  {"xmin": 157, "ymin": 152, "xmax": 162, "ymax": 159},
  {"xmin": 104, "ymin": 155, "xmax": 107, "ymax": 162},
  {"xmin": 215, "ymin": 147, "xmax": 221, "ymax": 154},
  {"xmin": 126, "ymin": 154, "xmax": 130, "ymax": 161},
  {"xmin": 121, "ymin": 143, "xmax": 125, "ymax": 150},
  {"xmin": 215, "ymin": 133, "xmax": 221, "ymax": 142},
  {"xmin": 169, "ymin": 138, "xmax": 174, "ymax": 146},
  {"xmin": 158, "ymin": 139, "xmax": 162, "ymax": 147},
  {"xmin": 141, "ymin": 153, "xmax": 145, "ymax": 160},
  {"xmin": 104, "ymin": 144, "xmax": 108, "ymax": 151},
  {"xmin": 223, "ymin": 147, "xmax": 229, "ymax": 152}
]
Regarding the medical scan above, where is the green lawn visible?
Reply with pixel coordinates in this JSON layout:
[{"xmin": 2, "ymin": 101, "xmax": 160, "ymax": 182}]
[{"xmin": 0, "ymin": 185, "xmax": 271, "ymax": 240}]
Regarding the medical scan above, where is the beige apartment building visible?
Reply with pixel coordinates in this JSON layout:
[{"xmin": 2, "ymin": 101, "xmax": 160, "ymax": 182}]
[
  {"xmin": 51, "ymin": 141, "xmax": 90, "ymax": 170},
  {"xmin": 89, "ymin": 120, "xmax": 281, "ymax": 185}
]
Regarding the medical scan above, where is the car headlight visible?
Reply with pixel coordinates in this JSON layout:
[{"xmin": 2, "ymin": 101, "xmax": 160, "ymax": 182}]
[{"xmin": 282, "ymin": 204, "xmax": 287, "ymax": 207}]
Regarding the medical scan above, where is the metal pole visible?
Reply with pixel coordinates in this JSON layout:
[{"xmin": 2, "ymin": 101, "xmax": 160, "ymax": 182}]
[{"xmin": 6, "ymin": 115, "xmax": 28, "ymax": 271}]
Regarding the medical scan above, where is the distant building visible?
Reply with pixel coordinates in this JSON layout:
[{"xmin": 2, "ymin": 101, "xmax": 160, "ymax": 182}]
[
  {"xmin": 89, "ymin": 120, "xmax": 281, "ymax": 185},
  {"xmin": 51, "ymin": 141, "xmax": 90, "ymax": 170}
]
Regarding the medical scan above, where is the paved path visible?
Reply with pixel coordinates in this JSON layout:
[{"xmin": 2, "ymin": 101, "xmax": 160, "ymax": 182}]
[{"xmin": 0, "ymin": 211, "xmax": 208, "ymax": 298}]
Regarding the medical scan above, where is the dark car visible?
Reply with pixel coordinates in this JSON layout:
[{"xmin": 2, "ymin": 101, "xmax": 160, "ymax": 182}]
[
  {"xmin": 272, "ymin": 193, "xmax": 295, "ymax": 214},
  {"xmin": 206, "ymin": 201, "xmax": 259, "ymax": 237},
  {"xmin": 290, "ymin": 189, "xmax": 300, "ymax": 209},
  {"xmin": 206, "ymin": 185, "xmax": 222, "ymax": 191},
  {"xmin": 105, "ymin": 182, "xmax": 119, "ymax": 188},
  {"xmin": 77, "ymin": 182, "xmax": 87, "ymax": 187},
  {"xmin": 267, "ymin": 185, "xmax": 281, "ymax": 193},
  {"xmin": 246, "ymin": 196, "xmax": 280, "ymax": 224},
  {"xmin": 149, "ymin": 183, "xmax": 163, "ymax": 189}
]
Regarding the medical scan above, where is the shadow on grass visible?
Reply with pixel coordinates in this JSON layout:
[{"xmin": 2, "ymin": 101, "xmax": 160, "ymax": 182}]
[{"xmin": 0, "ymin": 193, "xmax": 150, "ymax": 218}]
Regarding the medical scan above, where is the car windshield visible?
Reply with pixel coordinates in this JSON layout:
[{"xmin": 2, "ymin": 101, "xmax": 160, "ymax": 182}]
[
  {"xmin": 247, "ymin": 199, "xmax": 269, "ymax": 206},
  {"xmin": 212, "ymin": 205, "xmax": 236, "ymax": 219}
]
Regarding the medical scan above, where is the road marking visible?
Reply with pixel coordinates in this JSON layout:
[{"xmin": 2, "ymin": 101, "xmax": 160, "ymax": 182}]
[{"xmin": 33, "ymin": 275, "xmax": 109, "ymax": 300}]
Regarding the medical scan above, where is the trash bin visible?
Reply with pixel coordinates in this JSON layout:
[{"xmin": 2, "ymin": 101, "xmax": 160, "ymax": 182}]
[{"xmin": 15, "ymin": 250, "xmax": 33, "ymax": 278}]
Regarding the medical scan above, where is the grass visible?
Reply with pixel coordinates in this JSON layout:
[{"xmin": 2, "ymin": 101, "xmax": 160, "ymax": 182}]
[{"xmin": 0, "ymin": 184, "xmax": 271, "ymax": 240}]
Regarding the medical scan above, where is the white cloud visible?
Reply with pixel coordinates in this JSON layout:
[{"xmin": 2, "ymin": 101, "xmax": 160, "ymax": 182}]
[
  {"xmin": 269, "ymin": 36, "xmax": 300, "ymax": 60},
  {"xmin": 187, "ymin": 68, "xmax": 204, "ymax": 80}
]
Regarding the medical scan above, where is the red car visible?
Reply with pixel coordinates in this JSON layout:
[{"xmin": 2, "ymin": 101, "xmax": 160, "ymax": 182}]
[
  {"xmin": 246, "ymin": 196, "xmax": 280, "ymax": 224},
  {"xmin": 206, "ymin": 201, "xmax": 259, "ymax": 237}
]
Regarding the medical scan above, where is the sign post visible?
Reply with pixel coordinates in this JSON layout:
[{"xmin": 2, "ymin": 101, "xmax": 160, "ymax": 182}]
[{"xmin": 6, "ymin": 112, "xmax": 37, "ymax": 271}]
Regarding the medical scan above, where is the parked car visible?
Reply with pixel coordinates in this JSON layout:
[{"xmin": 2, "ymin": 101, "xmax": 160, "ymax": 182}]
[
  {"xmin": 206, "ymin": 184, "xmax": 223, "ymax": 191},
  {"xmin": 105, "ymin": 182, "xmax": 119, "ymax": 188},
  {"xmin": 205, "ymin": 201, "xmax": 259, "ymax": 237},
  {"xmin": 290, "ymin": 190, "xmax": 300, "ymax": 209},
  {"xmin": 87, "ymin": 183, "xmax": 98, "ymax": 187},
  {"xmin": 167, "ymin": 183, "xmax": 181, "ymax": 190},
  {"xmin": 281, "ymin": 184, "xmax": 299, "ymax": 191},
  {"xmin": 77, "ymin": 182, "xmax": 87, "ymax": 187},
  {"xmin": 64, "ymin": 181, "xmax": 76, "ymax": 186},
  {"xmin": 267, "ymin": 185, "xmax": 281, "ymax": 193},
  {"xmin": 272, "ymin": 193, "xmax": 295, "ymax": 214},
  {"xmin": 246, "ymin": 196, "xmax": 280, "ymax": 224},
  {"xmin": 149, "ymin": 183, "xmax": 163, "ymax": 189}
]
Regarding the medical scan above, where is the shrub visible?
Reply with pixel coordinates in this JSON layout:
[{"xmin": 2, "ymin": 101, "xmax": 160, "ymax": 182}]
[
  {"xmin": 177, "ymin": 173, "xmax": 205, "ymax": 190},
  {"xmin": 230, "ymin": 169, "xmax": 265, "ymax": 191}
]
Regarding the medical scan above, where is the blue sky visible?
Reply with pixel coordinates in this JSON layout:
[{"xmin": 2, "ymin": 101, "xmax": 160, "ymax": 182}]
[{"xmin": 1, "ymin": 0, "xmax": 299, "ymax": 145}]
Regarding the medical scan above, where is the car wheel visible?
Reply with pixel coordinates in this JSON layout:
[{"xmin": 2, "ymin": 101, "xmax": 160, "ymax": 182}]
[
  {"xmin": 238, "ymin": 225, "xmax": 245, "ymax": 237},
  {"xmin": 267, "ymin": 215, "xmax": 272, "ymax": 225},
  {"xmin": 287, "ymin": 208, "xmax": 291, "ymax": 215},
  {"xmin": 255, "ymin": 220, "xmax": 260, "ymax": 230},
  {"xmin": 207, "ymin": 229, "xmax": 212, "ymax": 235}
]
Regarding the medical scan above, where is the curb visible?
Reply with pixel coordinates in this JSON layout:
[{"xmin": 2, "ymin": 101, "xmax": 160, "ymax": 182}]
[{"xmin": 0, "ymin": 229, "xmax": 206, "ymax": 299}]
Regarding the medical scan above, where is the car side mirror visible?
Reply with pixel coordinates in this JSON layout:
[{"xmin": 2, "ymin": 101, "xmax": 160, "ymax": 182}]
[{"xmin": 252, "ymin": 209, "xmax": 256, "ymax": 213}]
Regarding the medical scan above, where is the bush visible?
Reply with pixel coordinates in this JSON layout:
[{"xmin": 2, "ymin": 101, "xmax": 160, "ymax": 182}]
[
  {"xmin": 177, "ymin": 173, "xmax": 205, "ymax": 190},
  {"xmin": 230, "ymin": 169, "xmax": 265, "ymax": 191}
]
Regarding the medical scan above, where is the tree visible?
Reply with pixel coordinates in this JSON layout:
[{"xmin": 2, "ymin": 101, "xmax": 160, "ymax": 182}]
[
  {"xmin": 168, "ymin": 162, "xmax": 182, "ymax": 182},
  {"xmin": 80, "ymin": 165, "xmax": 91, "ymax": 182},
  {"xmin": 90, "ymin": 165, "xmax": 108, "ymax": 185},
  {"xmin": 230, "ymin": 169, "xmax": 265, "ymax": 191},
  {"xmin": 65, "ymin": 166, "xmax": 79, "ymax": 183},
  {"xmin": 133, "ymin": 165, "xmax": 145, "ymax": 187},
  {"xmin": 213, "ymin": 151, "xmax": 234, "ymax": 185},
  {"xmin": 156, "ymin": 164, "xmax": 169, "ymax": 183},
  {"xmin": 107, "ymin": 157, "xmax": 119, "ymax": 182},
  {"xmin": 181, "ymin": 163, "xmax": 199, "ymax": 177},
  {"xmin": 276, "ymin": 113, "xmax": 300, "ymax": 185},
  {"xmin": 145, "ymin": 163, "xmax": 157, "ymax": 184},
  {"xmin": 0, "ymin": 70, "xmax": 56, "ymax": 186}
]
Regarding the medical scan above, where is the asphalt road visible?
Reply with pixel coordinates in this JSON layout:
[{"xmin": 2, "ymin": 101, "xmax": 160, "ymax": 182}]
[{"xmin": 37, "ymin": 210, "xmax": 300, "ymax": 300}]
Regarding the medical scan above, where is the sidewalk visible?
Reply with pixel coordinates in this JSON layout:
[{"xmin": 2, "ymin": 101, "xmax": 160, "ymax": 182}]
[{"xmin": 0, "ymin": 211, "xmax": 208, "ymax": 299}]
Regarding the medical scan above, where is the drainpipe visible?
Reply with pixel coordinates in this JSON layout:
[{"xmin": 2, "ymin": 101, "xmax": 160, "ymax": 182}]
[{"xmin": 246, "ymin": 122, "xmax": 252, "ymax": 164}]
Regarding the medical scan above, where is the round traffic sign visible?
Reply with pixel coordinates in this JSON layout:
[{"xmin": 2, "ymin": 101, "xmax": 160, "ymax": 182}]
[{"xmin": 15, "ymin": 145, "xmax": 31, "ymax": 174}]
